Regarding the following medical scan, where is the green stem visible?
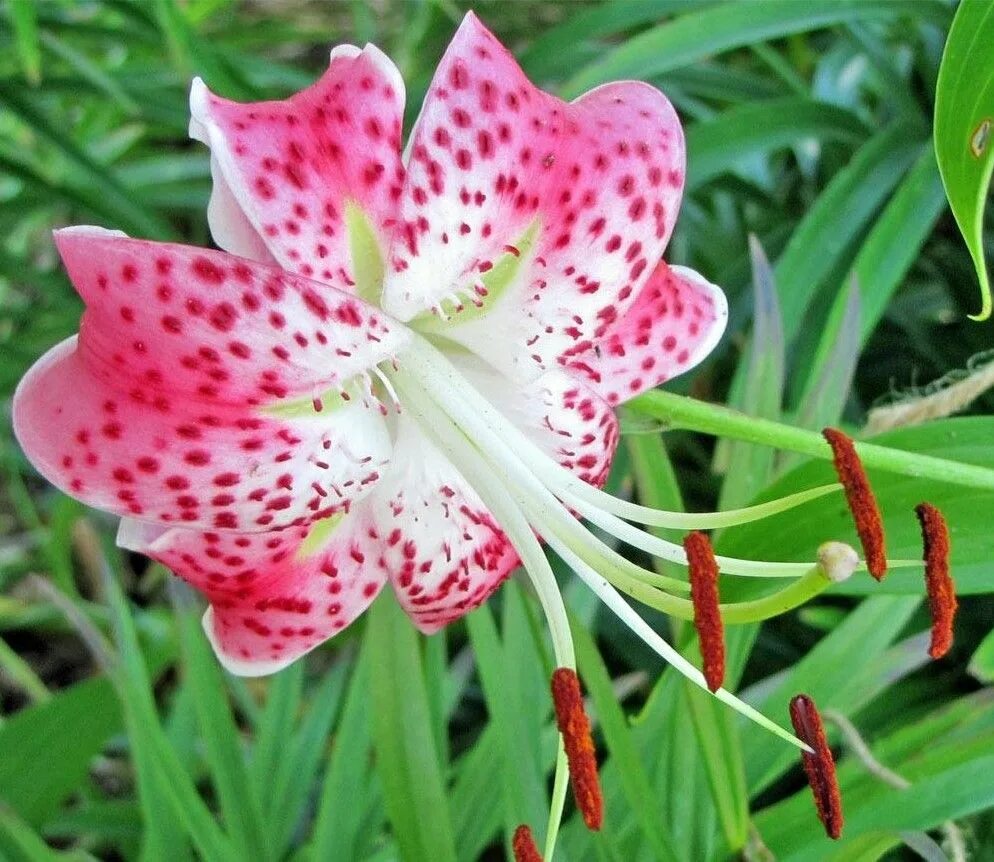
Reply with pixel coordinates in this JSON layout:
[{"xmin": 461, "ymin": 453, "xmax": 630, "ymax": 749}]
[
  {"xmin": 630, "ymin": 390, "xmax": 994, "ymax": 491},
  {"xmin": 595, "ymin": 553, "xmax": 831, "ymax": 625}
]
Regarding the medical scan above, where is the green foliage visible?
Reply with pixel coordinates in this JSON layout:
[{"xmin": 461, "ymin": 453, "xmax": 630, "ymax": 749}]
[
  {"xmin": 934, "ymin": 0, "xmax": 994, "ymax": 320},
  {"xmin": 1, "ymin": 2, "xmax": 992, "ymax": 861}
]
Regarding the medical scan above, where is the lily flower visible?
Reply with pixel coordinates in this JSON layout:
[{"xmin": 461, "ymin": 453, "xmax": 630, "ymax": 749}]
[{"xmin": 13, "ymin": 11, "xmax": 954, "ymax": 848}]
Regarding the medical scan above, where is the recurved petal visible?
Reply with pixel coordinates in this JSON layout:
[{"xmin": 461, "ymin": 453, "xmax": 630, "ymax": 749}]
[
  {"xmin": 562, "ymin": 262, "xmax": 727, "ymax": 404},
  {"xmin": 14, "ymin": 230, "xmax": 408, "ymax": 531},
  {"xmin": 382, "ymin": 13, "xmax": 685, "ymax": 383},
  {"xmin": 15, "ymin": 338, "xmax": 391, "ymax": 531},
  {"xmin": 363, "ymin": 416, "xmax": 520, "ymax": 633},
  {"xmin": 190, "ymin": 43, "xmax": 405, "ymax": 293},
  {"xmin": 456, "ymin": 357, "xmax": 619, "ymax": 488},
  {"xmin": 119, "ymin": 514, "xmax": 385, "ymax": 675},
  {"xmin": 54, "ymin": 227, "xmax": 409, "ymax": 405}
]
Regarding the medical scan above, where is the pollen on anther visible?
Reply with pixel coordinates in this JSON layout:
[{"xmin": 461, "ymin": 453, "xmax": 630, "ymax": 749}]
[
  {"xmin": 512, "ymin": 825, "xmax": 543, "ymax": 862},
  {"xmin": 684, "ymin": 531, "xmax": 724, "ymax": 692},
  {"xmin": 789, "ymin": 694, "xmax": 843, "ymax": 840},
  {"xmin": 550, "ymin": 668, "xmax": 603, "ymax": 830},
  {"xmin": 915, "ymin": 502, "xmax": 956, "ymax": 659},
  {"xmin": 822, "ymin": 428, "xmax": 887, "ymax": 580}
]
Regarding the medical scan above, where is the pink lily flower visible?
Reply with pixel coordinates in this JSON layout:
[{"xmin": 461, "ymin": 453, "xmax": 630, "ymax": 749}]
[
  {"xmin": 16, "ymin": 11, "xmax": 729, "ymax": 670},
  {"xmin": 25, "ymin": 24, "xmax": 953, "ymax": 833}
]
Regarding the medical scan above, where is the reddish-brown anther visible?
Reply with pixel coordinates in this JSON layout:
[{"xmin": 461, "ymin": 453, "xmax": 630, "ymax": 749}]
[
  {"xmin": 822, "ymin": 428, "xmax": 887, "ymax": 580},
  {"xmin": 684, "ymin": 530, "xmax": 725, "ymax": 692},
  {"xmin": 915, "ymin": 502, "xmax": 956, "ymax": 659},
  {"xmin": 789, "ymin": 694, "xmax": 844, "ymax": 840},
  {"xmin": 512, "ymin": 825, "xmax": 544, "ymax": 862},
  {"xmin": 550, "ymin": 667, "xmax": 603, "ymax": 830}
]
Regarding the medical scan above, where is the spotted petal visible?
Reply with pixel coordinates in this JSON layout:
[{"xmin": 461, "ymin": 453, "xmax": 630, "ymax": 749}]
[
  {"xmin": 455, "ymin": 356, "xmax": 619, "ymax": 488},
  {"xmin": 363, "ymin": 416, "xmax": 519, "ymax": 633},
  {"xmin": 190, "ymin": 43, "xmax": 405, "ymax": 294},
  {"xmin": 382, "ymin": 12, "xmax": 684, "ymax": 383},
  {"xmin": 13, "ymin": 229, "xmax": 409, "ymax": 531},
  {"xmin": 119, "ymin": 515, "xmax": 385, "ymax": 675},
  {"xmin": 562, "ymin": 263, "xmax": 728, "ymax": 405}
]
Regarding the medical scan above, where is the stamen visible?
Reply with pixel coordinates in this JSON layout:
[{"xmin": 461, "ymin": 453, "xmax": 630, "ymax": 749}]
[
  {"xmin": 789, "ymin": 694, "xmax": 843, "ymax": 840},
  {"xmin": 915, "ymin": 502, "xmax": 956, "ymax": 659},
  {"xmin": 684, "ymin": 531, "xmax": 724, "ymax": 692},
  {"xmin": 822, "ymin": 428, "xmax": 887, "ymax": 580},
  {"xmin": 372, "ymin": 365, "xmax": 402, "ymax": 412},
  {"xmin": 550, "ymin": 668, "xmax": 603, "ymax": 831},
  {"xmin": 512, "ymin": 825, "xmax": 544, "ymax": 862}
]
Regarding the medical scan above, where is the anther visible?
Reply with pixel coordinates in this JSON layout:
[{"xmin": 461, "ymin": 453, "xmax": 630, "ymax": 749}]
[
  {"xmin": 915, "ymin": 502, "xmax": 956, "ymax": 659},
  {"xmin": 512, "ymin": 825, "xmax": 544, "ymax": 862},
  {"xmin": 822, "ymin": 428, "xmax": 887, "ymax": 580},
  {"xmin": 684, "ymin": 531, "xmax": 724, "ymax": 692},
  {"xmin": 789, "ymin": 694, "xmax": 843, "ymax": 840},
  {"xmin": 550, "ymin": 667, "xmax": 603, "ymax": 830}
]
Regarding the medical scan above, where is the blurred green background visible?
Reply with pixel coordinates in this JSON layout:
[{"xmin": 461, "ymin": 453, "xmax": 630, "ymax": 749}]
[{"xmin": 1, "ymin": 1, "xmax": 994, "ymax": 860}]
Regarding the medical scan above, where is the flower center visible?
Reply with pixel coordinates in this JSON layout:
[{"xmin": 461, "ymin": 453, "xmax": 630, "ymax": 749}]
[{"xmin": 383, "ymin": 332, "xmax": 913, "ymax": 748}]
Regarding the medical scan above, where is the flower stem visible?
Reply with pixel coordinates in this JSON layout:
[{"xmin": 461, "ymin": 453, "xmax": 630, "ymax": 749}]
[{"xmin": 629, "ymin": 389, "xmax": 994, "ymax": 491}]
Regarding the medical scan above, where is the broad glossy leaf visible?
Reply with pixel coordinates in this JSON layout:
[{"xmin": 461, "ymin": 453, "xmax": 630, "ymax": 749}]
[{"xmin": 934, "ymin": 0, "xmax": 994, "ymax": 320}]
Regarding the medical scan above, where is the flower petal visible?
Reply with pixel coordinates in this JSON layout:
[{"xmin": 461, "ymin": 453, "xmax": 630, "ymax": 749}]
[
  {"xmin": 13, "ymin": 230, "xmax": 409, "ymax": 531},
  {"xmin": 454, "ymin": 355, "xmax": 620, "ymax": 488},
  {"xmin": 119, "ymin": 515, "xmax": 385, "ymax": 675},
  {"xmin": 562, "ymin": 263, "xmax": 728, "ymax": 404},
  {"xmin": 382, "ymin": 12, "xmax": 685, "ymax": 382},
  {"xmin": 53, "ymin": 227, "xmax": 409, "ymax": 403},
  {"xmin": 190, "ymin": 43, "xmax": 405, "ymax": 291},
  {"xmin": 15, "ymin": 338, "xmax": 391, "ymax": 531},
  {"xmin": 363, "ymin": 416, "xmax": 519, "ymax": 633}
]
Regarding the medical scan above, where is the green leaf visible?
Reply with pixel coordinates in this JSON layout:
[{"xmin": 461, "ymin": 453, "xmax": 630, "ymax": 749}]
[
  {"xmin": 791, "ymin": 151, "xmax": 946, "ymax": 423},
  {"xmin": 310, "ymin": 645, "xmax": 377, "ymax": 862},
  {"xmin": 465, "ymin": 604, "xmax": 547, "ymax": 851},
  {"xmin": 756, "ymin": 693, "xmax": 994, "ymax": 859},
  {"xmin": 573, "ymin": 622, "xmax": 681, "ymax": 862},
  {"xmin": 0, "ymin": 677, "xmax": 120, "ymax": 826},
  {"xmin": 968, "ymin": 626, "xmax": 994, "ymax": 684},
  {"xmin": 250, "ymin": 660, "xmax": 303, "ymax": 808},
  {"xmin": 97, "ymin": 541, "xmax": 234, "ymax": 862},
  {"xmin": 719, "ymin": 417, "xmax": 994, "ymax": 596},
  {"xmin": 790, "ymin": 274, "xmax": 859, "ymax": 434},
  {"xmin": 717, "ymin": 236, "xmax": 785, "ymax": 509},
  {"xmin": 685, "ymin": 98, "xmax": 867, "ymax": 192},
  {"xmin": 773, "ymin": 124, "xmax": 924, "ymax": 343},
  {"xmin": 934, "ymin": 0, "xmax": 994, "ymax": 320},
  {"xmin": 177, "ymin": 606, "xmax": 270, "ymax": 861},
  {"xmin": 520, "ymin": 0, "xmax": 714, "ymax": 83},
  {"xmin": 269, "ymin": 662, "xmax": 349, "ymax": 855},
  {"xmin": 562, "ymin": 0, "xmax": 949, "ymax": 97},
  {"xmin": 367, "ymin": 595, "xmax": 457, "ymax": 862},
  {"xmin": 0, "ymin": 806, "xmax": 62, "ymax": 862},
  {"xmin": 8, "ymin": 0, "xmax": 42, "ymax": 86}
]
